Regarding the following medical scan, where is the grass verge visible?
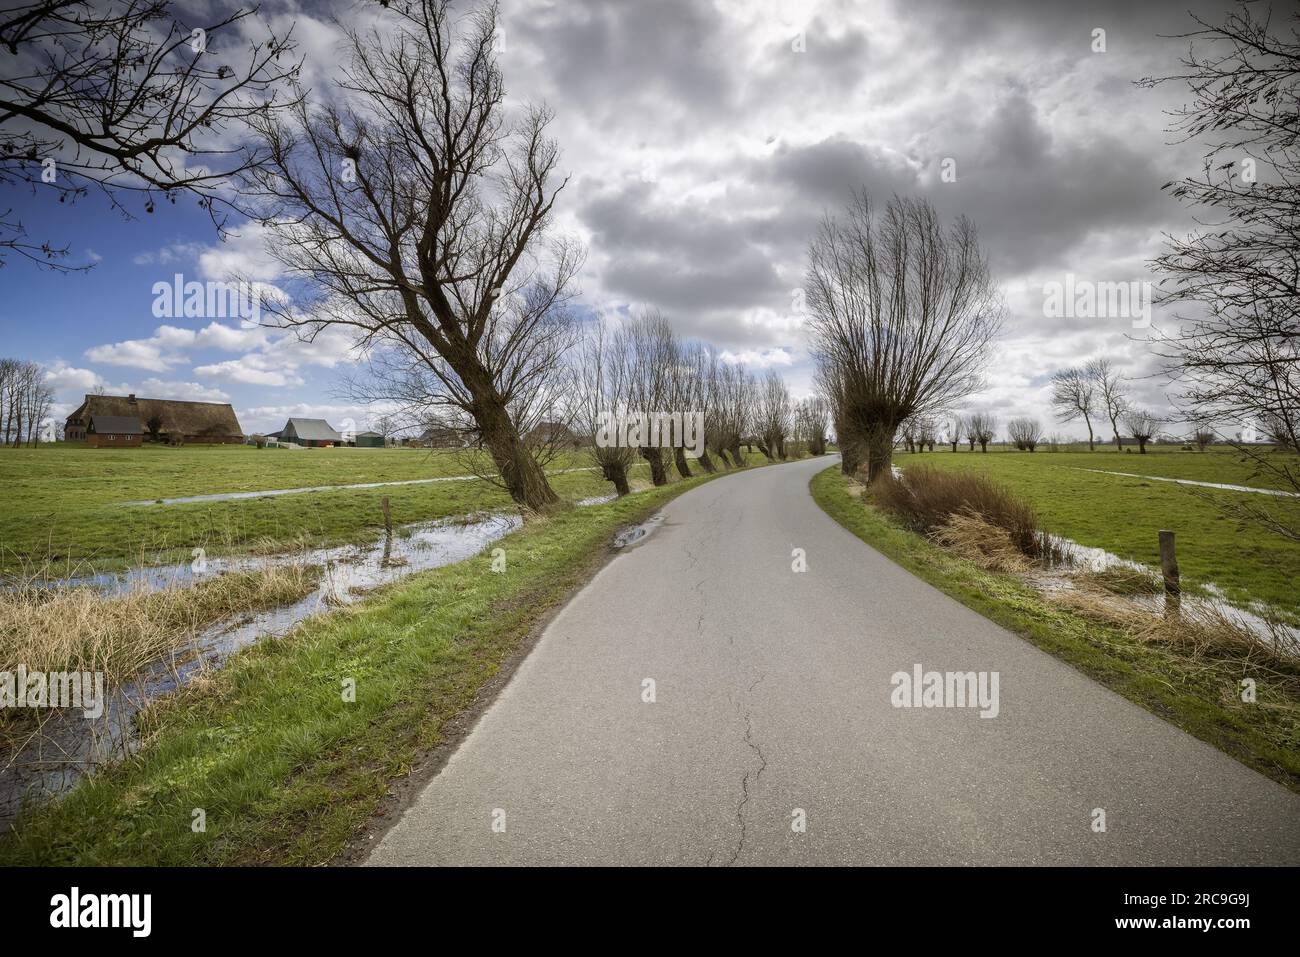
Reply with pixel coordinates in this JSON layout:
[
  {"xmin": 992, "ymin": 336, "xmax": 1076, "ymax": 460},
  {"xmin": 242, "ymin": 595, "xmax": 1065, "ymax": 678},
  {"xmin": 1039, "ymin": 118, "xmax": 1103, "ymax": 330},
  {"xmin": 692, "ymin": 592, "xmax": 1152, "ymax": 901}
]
[
  {"xmin": 0, "ymin": 465, "xmax": 743, "ymax": 865},
  {"xmin": 811, "ymin": 465, "xmax": 1300, "ymax": 794}
]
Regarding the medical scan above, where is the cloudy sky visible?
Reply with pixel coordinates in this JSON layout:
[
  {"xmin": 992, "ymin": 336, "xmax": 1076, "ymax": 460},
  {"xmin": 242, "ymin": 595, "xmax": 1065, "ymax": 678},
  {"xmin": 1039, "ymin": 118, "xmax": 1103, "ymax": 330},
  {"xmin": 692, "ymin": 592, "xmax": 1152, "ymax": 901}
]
[{"xmin": 2, "ymin": 0, "xmax": 1233, "ymax": 437}]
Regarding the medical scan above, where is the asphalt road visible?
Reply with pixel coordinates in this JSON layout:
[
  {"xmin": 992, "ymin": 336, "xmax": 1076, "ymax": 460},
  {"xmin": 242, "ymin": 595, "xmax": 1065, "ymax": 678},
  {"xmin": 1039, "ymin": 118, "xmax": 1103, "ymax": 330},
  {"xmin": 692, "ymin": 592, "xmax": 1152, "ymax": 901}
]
[{"xmin": 365, "ymin": 455, "xmax": 1300, "ymax": 865}]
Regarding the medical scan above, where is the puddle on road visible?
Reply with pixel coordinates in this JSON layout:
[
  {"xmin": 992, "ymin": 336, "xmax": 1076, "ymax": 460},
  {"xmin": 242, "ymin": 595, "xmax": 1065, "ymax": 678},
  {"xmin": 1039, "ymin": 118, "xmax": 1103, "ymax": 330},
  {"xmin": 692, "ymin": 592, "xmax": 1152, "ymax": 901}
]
[{"xmin": 611, "ymin": 513, "xmax": 665, "ymax": 549}]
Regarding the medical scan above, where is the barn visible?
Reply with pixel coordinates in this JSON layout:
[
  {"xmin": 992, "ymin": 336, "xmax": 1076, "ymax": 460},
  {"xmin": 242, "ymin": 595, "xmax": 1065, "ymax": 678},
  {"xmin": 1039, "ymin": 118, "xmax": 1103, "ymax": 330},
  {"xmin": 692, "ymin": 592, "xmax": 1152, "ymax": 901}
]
[
  {"xmin": 86, "ymin": 415, "xmax": 143, "ymax": 448},
  {"xmin": 278, "ymin": 417, "xmax": 343, "ymax": 448},
  {"xmin": 65, "ymin": 394, "xmax": 244, "ymax": 444},
  {"xmin": 354, "ymin": 431, "xmax": 385, "ymax": 448}
]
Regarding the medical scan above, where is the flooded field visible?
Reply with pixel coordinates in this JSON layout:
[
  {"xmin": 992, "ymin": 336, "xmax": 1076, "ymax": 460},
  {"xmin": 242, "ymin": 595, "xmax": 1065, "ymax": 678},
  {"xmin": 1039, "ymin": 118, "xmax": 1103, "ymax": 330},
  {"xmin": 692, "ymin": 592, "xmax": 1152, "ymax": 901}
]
[{"xmin": 0, "ymin": 512, "xmax": 522, "ymax": 827}]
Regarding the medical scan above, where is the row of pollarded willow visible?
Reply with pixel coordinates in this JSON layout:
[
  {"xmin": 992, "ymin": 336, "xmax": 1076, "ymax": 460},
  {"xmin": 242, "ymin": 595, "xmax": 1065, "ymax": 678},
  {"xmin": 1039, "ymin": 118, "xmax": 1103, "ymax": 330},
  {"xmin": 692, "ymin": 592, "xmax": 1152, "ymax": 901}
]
[{"xmin": 574, "ymin": 310, "xmax": 830, "ymax": 496}]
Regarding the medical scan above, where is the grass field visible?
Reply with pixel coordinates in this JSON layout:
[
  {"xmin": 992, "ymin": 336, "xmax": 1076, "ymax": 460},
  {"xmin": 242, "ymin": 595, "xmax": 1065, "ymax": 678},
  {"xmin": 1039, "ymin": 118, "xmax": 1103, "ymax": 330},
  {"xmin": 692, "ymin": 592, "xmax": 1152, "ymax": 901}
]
[
  {"xmin": 892, "ymin": 445, "xmax": 1300, "ymax": 619},
  {"xmin": 0, "ymin": 443, "xmax": 630, "ymax": 576}
]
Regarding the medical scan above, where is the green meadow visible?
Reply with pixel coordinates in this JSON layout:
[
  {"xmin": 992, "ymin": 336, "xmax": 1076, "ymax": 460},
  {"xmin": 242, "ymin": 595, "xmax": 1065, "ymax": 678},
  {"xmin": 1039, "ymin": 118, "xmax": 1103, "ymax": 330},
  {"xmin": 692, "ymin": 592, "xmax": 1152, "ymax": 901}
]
[
  {"xmin": 0, "ymin": 444, "xmax": 623, "ymax": 576},
  {"xmin": 894, "ymin": 445, "xmax": 1300, "ymax": 618}
]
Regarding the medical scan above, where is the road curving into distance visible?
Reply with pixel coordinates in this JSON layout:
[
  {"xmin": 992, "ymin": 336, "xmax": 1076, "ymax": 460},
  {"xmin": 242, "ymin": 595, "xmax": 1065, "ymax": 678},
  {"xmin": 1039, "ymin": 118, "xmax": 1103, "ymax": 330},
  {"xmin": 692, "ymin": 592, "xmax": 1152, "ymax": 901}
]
[{"xmin": 365, "ymin": 455, "xmax": 1300, "ymax": 866}]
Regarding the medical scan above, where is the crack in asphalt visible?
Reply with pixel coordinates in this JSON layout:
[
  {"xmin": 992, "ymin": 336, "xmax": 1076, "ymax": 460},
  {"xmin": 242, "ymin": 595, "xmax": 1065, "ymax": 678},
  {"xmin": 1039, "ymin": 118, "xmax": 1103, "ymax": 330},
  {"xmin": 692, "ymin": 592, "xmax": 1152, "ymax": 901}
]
[{"xmin": 722, "ymin": 672, "xmax": 768, "ymax": 866}]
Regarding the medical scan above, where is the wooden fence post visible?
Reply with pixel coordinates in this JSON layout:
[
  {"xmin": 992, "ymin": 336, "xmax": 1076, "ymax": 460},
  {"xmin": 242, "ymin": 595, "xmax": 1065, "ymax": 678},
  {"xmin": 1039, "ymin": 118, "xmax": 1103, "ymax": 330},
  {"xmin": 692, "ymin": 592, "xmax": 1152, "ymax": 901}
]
[
  {"xmin": 1158, "ymin": 530, "xmax": 1180, "ymax": 610},
  {"xmin": 381, "ymin": 496, "xmax": 392, "ymax": 535}
]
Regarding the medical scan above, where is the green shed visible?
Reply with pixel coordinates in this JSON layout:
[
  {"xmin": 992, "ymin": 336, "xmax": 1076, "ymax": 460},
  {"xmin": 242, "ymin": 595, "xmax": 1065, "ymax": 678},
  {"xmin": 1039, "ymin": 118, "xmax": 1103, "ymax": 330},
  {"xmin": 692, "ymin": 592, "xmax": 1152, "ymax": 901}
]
[{"xmin": 355, "ymin": 430, "xmax": 385, "ymax": 448}]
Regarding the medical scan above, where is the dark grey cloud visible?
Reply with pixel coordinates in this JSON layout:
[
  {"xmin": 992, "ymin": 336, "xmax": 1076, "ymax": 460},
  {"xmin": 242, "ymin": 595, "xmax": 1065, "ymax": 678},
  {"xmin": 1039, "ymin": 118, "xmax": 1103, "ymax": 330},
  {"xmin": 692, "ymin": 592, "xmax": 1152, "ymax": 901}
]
[
  {"xmin": 511, "ymin": 0, "xmax": 738, "ymax": 133},
  {"xmin": 577, "ymin": 177, "xmax": 787, "ymax": 343}
]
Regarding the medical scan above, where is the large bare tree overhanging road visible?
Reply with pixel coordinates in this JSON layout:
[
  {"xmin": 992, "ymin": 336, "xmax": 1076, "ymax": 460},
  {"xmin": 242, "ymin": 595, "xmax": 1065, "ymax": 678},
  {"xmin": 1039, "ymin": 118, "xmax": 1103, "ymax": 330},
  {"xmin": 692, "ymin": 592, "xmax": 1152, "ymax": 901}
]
[
  {"xmin": 243, "ymin": 0, "xmax": 580, "ymax": 513},
  {"xmin": 364, "ymin": 458, "xmax": 1300, "ymax": 866}
]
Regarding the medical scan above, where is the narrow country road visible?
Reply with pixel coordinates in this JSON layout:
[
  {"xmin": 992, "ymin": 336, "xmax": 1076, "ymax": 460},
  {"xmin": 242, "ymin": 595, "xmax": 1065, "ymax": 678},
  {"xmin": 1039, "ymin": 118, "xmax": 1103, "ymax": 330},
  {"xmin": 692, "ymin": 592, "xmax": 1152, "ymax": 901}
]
[{"xmin": 365, "ymin": 456, "xmax": 1300, "ymax": 866}]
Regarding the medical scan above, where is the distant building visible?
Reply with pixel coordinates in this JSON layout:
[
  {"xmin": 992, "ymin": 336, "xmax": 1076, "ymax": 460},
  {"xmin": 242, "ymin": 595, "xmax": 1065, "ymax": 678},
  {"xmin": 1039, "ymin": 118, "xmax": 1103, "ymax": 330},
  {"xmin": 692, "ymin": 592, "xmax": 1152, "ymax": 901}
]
[
  {"xmin": 413, "ymin": 425, "xmax": 469, "ymax": 448},
  {"xmin": 86, "ymin": 415, "xmax": 143, "ymax": 448},
  {"xmin": 526, "ymin": 420, "xmax": 585, "ymax": 448},
  {"xmin": 65, "ymin": 394, "xmax": 243, "ymax": 444},
  {"xmin": 278, "ymin": 417, "xmax": 343, "ymax": 448},
  {"xmin": 354, "ymin": 430, "xmax": 385, "ymax": 448}
]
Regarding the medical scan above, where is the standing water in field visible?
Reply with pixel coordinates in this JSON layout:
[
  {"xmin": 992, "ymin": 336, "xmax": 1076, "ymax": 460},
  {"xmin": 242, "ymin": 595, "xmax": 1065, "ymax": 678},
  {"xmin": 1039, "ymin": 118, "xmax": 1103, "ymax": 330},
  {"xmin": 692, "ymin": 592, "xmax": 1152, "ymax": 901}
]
[{"xmin": 0, "ymin": 512, "xmax": 521, "ymax": 829}]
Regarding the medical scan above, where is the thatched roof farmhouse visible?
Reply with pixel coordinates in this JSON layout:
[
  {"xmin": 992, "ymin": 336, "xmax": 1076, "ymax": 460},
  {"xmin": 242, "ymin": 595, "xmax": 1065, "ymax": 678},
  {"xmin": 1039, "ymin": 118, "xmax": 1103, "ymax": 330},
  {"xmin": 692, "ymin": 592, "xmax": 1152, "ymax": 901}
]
[{"xmin": 65, "ymin": 394, "xmax": 244, "ymax": 444}]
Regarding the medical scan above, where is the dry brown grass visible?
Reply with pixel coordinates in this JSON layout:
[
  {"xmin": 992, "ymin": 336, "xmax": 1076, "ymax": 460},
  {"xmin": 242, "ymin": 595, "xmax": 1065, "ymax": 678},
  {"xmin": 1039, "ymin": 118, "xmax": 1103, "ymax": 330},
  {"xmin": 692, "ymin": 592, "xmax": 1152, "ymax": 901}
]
[
  {"xmin": 871, "ymin": 466, "xmax": 1050, "ymax": 557},
  {"xmin": 0, "ymin": 566, "xmax": 318, "ymax": 689},
  {"xmin": 1050, "ymin": 585, "xmax": 1300, "ymax": 672},
  {"xmin": 1076, "ymin": 565, "xmax": 1164, "ymax": 596},
  {"xmin": 930, "ymin": 511, "xmax": 1033, "ymax": 572}
]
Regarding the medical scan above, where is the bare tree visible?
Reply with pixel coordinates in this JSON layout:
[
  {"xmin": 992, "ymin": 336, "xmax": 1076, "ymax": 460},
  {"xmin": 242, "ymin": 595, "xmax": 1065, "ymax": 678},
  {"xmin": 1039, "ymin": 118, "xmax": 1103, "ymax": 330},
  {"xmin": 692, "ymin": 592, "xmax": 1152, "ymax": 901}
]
[
  {"xmin": 795, "ymin": 395, "xmax": 829, "ymax": 456},
  {"xmin": 1261, "ymin": 412, "xmax": 1299, "ymax": 453},
  {"xmin": 1191, "ymin": 422, "xmax": 1215, "ymax": 451},
  {"xmin": 816, "ymin": 361, "xmax": 859, "ymax": 474},
  {"xmin": 1143, "ymin": 2, "xmax": 1300, "ymax": 484},
  {"xmin": 1123, "ymin": 409, "xmax": 1160, "ymax": 453},
  {"xmin": 1050, "ymin": 367, "xmax": 1097, "ymax": 450},
  {"xmin": 681, "ymin": 342, "xmax": 718, "ymax": 473},
  {"xmin": 0, "ymin": 357, "xmax": 54, "ymax": 445},
  {"xmin": 710, "ymin": 360, "xmax": 754, "ymax": 468},
  {"xmin": 617, "ymin": 310, "xmax": 677, "ymax": 486},
  {"xmin": 756, "ymin": 369, "xmax": 792, "ymax": 461},
  {"xmin": 576, "ymin": 317, "xmax": 637, "ymax": 496},
  {"xmin": 806, "ymin": 193, "xmax": 1003, "ymax": 482},
  {"xmin": 1007, "ymin": 417, "xmax": 1043, "ymax": 452},
  {"xmin": 915, "ymin": 414, "xmax": 937, "ymax": 452},
  {"xmin": 966, "ymin": 412, "xmax": 996, "ymax": 453},
  {"xmin": 241, "ymin": 0, "xmax": 581, "ymax": 512},
  {"xmin": 1088, "ymin": 358, "xmax": 1129, "ymax": 451},
  {"xmin": 663, "ymin": 338, "xmax": 705, "ymax": 478},
  {"xmin": 945, "ymin": 414, "xmax": 965, "ymax": 452},
  {"xmin": 0, "ymin": 0, "xmax": 302, "ymax": 270}
]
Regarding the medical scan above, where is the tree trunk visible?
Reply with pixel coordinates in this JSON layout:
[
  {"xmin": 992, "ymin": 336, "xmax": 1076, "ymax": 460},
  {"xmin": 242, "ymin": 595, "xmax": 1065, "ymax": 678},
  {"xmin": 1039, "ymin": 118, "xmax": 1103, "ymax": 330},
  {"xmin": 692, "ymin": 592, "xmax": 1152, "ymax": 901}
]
[
  {"xmin": 601, "ymin": 461, "xmax": 631, "ymax": 496},
  {"xmin": 730, "ymin": 442, "xmax": 746, "ymax": 466},
  {"xmin": 673, "ymin": 446, "xmax": 693, "ymax": 478},
  {"xmin": 840, "ymin": 436, "xmax": 862, "ymax": 475},
  {"xmin": 863, "ymin": 424, "xmax": 895, "ymax": 483},
  {"xmin": 979, "ymin": 440, "xmax": 988, "ymax": 452},
  {"xmin": 698, "ymin": 449, "xmax": 717, "ymax": 473},
  {"xmin": 475, "ymin": 394, "xmax": 560, "ymax": 512},
  {"xmin": 641, "ymin": 447, "xmax": 669, "ymax": 485}
]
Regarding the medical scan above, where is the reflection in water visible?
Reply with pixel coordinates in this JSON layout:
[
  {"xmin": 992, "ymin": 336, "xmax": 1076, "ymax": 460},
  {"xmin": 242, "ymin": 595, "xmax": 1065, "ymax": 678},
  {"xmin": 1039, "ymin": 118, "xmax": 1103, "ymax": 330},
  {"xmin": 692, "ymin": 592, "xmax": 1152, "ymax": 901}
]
[{"xmin": 0, "ymin": 512, "xmax": 521, "ymax": 828}]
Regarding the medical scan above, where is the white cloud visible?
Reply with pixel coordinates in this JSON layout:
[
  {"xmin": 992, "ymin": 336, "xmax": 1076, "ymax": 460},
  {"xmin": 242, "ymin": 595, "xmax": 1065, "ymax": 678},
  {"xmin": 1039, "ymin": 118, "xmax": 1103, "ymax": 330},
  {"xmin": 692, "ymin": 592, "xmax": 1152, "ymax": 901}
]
[
  {"xmin": 193, "ymin": 355, "xmax": 304, "ymax": 387},
  {"xmin": 43, "ymin": 362, "xmax": 103, "ymax": 393},
  {"xmin": 137, "ymin": 378, "xmax": 231, "ymax": 402},
  {"xmin": 84, "ymin": 325, "xmax": 197, "ymax": 370}
]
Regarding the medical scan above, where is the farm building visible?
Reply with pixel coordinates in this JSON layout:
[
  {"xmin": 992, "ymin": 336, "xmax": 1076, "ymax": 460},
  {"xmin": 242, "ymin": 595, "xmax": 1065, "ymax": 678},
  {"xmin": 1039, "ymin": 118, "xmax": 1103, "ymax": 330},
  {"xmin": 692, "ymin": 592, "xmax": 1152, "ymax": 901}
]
[
  {"xmin": 278, "ymin": 417, "xmax": 343, "ymax": 447},
  {"xmin": 354, "ymin": 431, "xmax": 385, "ymax": 448},
  {"xmin": 85, "ymin": 415, "xmax": 143, "ymax": 448},
  {"xmin": 411, "ymin": 424, "xmax": 470, "ymax": 448},
  {"xmin": 526, "ymin": 420, "xmax": 586, "ymax": 448},
  {"xmin": 65, "ymin": 394, "xmax": 244, "ymax": 444}
]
